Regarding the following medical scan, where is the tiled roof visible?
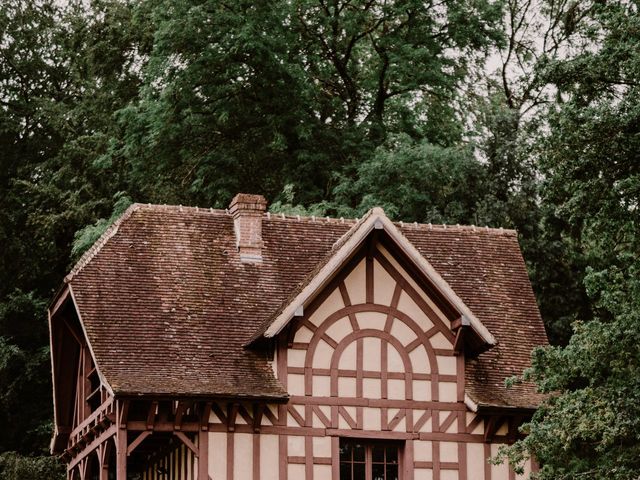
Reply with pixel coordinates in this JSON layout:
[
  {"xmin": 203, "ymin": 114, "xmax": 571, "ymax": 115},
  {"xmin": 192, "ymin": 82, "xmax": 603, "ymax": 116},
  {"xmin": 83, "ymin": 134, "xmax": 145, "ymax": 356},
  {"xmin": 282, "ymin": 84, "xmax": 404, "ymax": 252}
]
[{"xmin": 66, "ymin": 204, "xmax": 548, "ymax": 408}]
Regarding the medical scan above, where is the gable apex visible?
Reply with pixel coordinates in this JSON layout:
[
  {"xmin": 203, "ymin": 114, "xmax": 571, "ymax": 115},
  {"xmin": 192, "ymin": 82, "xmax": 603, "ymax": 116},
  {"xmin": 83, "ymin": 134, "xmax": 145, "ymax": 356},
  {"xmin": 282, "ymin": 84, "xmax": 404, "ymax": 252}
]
[{"xmin": 254, "ymin": 208, "xmax": 497, "ymax": 347}]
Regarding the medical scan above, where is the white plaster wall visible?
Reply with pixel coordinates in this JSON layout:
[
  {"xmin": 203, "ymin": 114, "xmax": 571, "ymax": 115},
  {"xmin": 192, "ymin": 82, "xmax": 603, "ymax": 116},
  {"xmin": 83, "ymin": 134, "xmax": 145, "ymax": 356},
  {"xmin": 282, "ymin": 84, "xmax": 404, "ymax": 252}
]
[
  {"xmin": 234, "ymin": 433, "xmax": 253, "ymax": 479},
  {"xmin": 357, "ymin": 311, "xmax": 387, "ymax": 330},
  {"xmin": 260, "ymin": 434, "xmax": 279, "ymax": 480},
  {"xmin": 287, "ymin": 374, "xmax": 305, "ymax": 396},
  {"xmin": 344, "ymin": 259, "xmax": 367, "ymax": 305},
  {"xmin": 439, "ymin": 382, "xmax": 458, "ymax": 402},
  {"xmin": 209, "ymin": 432, "xmax": 226, "ymax": 480},
  {"xmin": 287, "ymin": 435, "xmax": 305, "ymax": 456},
  {"xmin": 467, "ymin": 442, "xmax": 487, "ymax": 479},
  {"xmin": 378, "ymin": 245, "xmax": 450, "ymax": 328},
  {"xmin": 325, "ymin": 316, "xmax": 353, "ymax": 343},
  {"xmin": 373, "ymin": 258, "xmax": 396, "ymax": 305},
  {"xmin": 397, "ymin": 291, "xmax": 434, "ymax": 332},
  {"xmin": 288, "ymin": 464, "xmax": 305, "ymax": 479},
  {"xmin": 313, "ymin": 339, "xmax": 333, "ymax": 369},
  {"xmin": 415, "ymin": 469, "xmax": 434, "ymax": 480},
  {"xmin": 309, "ymin": 288, "xmax": 344, "ymax": 327},
  {"xmin": 441, "ymin": 470, "xmax": 459, "ymax": 480},
  {"xmin": 314, "ymin": 464, "xmax": 332, "ymax": 479},
  {"xmin": 313, "ymin": 375, "xmax": 331, "ymax": 397},
  {"xmin": 491, "ymin": 443, "xmax": 510, "ymax": 479},
  {"xmin": 313, "ymin": 436, "xmax": 332, "ymax": 457}
]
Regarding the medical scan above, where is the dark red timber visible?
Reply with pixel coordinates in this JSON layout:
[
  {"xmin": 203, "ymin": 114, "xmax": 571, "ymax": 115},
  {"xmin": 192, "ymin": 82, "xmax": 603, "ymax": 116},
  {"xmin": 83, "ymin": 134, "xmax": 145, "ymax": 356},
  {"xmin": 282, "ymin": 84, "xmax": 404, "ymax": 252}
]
[{"xmin": 48, "ymin": 195, "xmax": 547, "ymax": 479}]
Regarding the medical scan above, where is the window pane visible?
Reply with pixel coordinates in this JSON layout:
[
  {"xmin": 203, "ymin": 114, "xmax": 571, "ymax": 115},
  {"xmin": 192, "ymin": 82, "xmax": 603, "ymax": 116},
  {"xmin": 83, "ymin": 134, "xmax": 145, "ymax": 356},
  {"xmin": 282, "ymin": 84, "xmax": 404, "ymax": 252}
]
[
  {"xmin": 372, "ymin": 462, "xmax": 385, "ymax": 480},
  {"xmin": 372, "ymin": 444, "xmax": 385, "ymax": 463},
  {"xmin": 353, "ymin": 443, "xmax": 365, "ymax": 462},
  {"xmin": 386, "ymin": 446, "xmax": 398, "ymax": 463},
  {"xmin": 353, "ymin": 463, "xmax": 365, "ymax": 480},
  {"xmin": 386, "ymin": 464, "xmax": 399, "ymax": 480},
  {"xmin": 340, "ymin": 442, "xmax": 352, "ymax": 461},
  {"xmin": 340, "ymin": 462, "xmax": 352, "ymax": 480}
]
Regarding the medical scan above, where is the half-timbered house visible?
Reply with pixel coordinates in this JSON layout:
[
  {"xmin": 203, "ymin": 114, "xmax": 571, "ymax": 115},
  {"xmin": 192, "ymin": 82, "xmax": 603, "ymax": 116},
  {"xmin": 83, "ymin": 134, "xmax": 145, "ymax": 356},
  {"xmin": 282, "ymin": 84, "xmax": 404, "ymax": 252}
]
[{"xmin": 49, "ymin": 193, "xmax": 548, "ymax": 480}]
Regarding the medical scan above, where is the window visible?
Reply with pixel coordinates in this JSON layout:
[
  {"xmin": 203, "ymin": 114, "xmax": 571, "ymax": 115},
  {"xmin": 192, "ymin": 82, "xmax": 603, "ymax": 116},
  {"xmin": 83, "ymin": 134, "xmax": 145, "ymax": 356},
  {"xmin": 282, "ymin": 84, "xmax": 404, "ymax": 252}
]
[{"xmin": 339, "ymin": 439, "xmax": 400, "ymax": 480}]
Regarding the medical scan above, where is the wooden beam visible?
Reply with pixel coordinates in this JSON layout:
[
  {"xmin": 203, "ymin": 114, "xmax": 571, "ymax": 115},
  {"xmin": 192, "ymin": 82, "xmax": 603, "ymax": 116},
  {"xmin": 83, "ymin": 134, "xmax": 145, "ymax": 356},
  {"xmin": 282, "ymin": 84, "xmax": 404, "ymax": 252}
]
[
  {"xmin": 227, "ymin": 403, "xmax": 239, "ymax": 432},
  {"xmin": 484, "ymin": 415, "xmax": 501, "ymax": 443},
  {"xmin": 211, "ymin": 403, "xmax": 227, "ymax": 425},
  {"xmin": 174, "ymin": 401, "xmax": 187, "ymax": 431},
  {"xmin": 198, "ymin": 429, "xmax": 209, "ymax": 480},
  {"xmin": 174, "ymin": 431, "xmax": 199, "ymax": 457},
  {"xmin": 63, "ymin": 316, "xmax": 85, "ymax": 347},
  {"xmin": 116, "ymin": 428, "xmax": 126, "ymax": 480},
  {"xmin": 50, "ymin": 286, "xmax": 71, "ymax": 318},
  {"xmin": 146, "ymin": 401, "xmax": 158, "ymax": 430},
  {"xmin": 201, "ymin": 402, "xmax": 212, "ymax": 431},
  {"xmin": 127, "ymin": 431, "xmax": 152, "ymax": 456},
  {"xmin": 252, "ymin": 404, "xmax": 264, "ymax": 433},
  {"xmin": 127, "ymin": 420, "xmax": 200, "ymax": 432},
  {"xmin": 79, "ymin": 458, "xmax": 87, "ymax": 480},
  {"xmin": 118, "ymin": 400, "xmax": 129, "ymax": 429},
  {"xmin": 98, "ymin": 441, "xmax": 110, "ymax": 480},
  {"xmin": 67, "ymin": 424, "xmax": 117, "ymax": 472},
  {"xmin": 453, "ymin": 327, "xmax": 465, "ymax": 355}
]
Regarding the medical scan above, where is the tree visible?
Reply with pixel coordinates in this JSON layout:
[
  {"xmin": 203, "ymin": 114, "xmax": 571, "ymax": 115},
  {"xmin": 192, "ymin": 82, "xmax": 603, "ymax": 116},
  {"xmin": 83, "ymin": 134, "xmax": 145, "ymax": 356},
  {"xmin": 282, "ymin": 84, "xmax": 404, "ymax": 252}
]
[
  {"xmin": 0, "ymin": 0, "xmax": 144, "ymax": 459},
  {"xmin": 111, "ymin": 0, "xmax": 504, "ymax": 207},
  {"xmin": 497, "ymin": 2, "xmax": 640, "ymax": 477}
]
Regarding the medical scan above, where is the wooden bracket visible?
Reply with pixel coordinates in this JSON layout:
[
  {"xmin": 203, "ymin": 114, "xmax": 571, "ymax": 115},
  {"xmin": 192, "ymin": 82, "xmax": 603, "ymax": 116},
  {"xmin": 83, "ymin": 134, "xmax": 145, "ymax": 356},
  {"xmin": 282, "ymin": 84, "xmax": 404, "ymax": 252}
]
[
  {"xmin": 453, "ymin": 327, "xmax": 465, "ymax": 355},
  {"xmin": 484, "ymin": 415, "xmax": 501, "ymax": 443},
  {"xmin": 174, "ymin": 431, "xmax": 199, "ymax": 457},
  {"xmin": 146, "ymin": 401, "xmax": 158, "ymax": 430},
  {"xmin": 227, "ymin": 403, "xmax": 239, "ymax": 432},
  {"xmin": 118, "ymin": 400, "xmax": 129, "ymax": 430},
  {"xmin": 127, "ymin": 431, "xmax": 152, "ymax": 456},
  {"xmin": 252, "ymin": 404, "xmax": 264, "ymax": 433},
  {"xmin": 174, "ymin": 401, "xmax": 187, "ymax": 431},
  {"xmin": 201, "ymin": 402, "xmax": 212, "ymax": 431}
]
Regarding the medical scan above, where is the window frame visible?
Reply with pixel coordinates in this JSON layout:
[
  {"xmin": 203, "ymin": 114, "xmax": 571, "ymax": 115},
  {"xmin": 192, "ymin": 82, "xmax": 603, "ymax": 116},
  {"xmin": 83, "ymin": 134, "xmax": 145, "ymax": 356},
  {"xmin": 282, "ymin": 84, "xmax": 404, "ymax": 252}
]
[{"xmin": 339, "ymin": 438, "xmax": 403, "ymax": 480}]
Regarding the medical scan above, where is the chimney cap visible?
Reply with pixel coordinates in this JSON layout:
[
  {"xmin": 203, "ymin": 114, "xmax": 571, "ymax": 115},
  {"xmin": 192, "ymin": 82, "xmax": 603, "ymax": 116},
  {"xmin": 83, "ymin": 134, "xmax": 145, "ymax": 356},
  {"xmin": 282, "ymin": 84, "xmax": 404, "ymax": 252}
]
[{"xmin": 229, "ymin": 193, "xmax": 267, "ymax": 216}]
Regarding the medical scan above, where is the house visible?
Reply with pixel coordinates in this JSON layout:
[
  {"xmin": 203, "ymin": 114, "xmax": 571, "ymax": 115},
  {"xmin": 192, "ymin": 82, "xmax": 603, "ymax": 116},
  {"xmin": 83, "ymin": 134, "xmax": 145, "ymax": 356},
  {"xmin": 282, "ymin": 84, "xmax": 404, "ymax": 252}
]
[{"xmin": 49, "ymin": 193, "xmax": 548, "ymax": 480}]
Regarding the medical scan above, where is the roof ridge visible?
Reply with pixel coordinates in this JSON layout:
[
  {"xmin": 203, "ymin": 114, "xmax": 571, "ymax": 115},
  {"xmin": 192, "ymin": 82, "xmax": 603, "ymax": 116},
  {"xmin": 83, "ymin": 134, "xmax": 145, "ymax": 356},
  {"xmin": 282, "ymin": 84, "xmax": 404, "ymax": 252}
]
[
  {"xmin": 265, "ymin": 210, "xmax": 516, "ymax": 236},
  {"xmin": 133, "ymin": 203, "xmax": 229, "ymax": 215},
  {"xmin": 89, "ymin": 202, "xmax": 517, "ymax": 236}
]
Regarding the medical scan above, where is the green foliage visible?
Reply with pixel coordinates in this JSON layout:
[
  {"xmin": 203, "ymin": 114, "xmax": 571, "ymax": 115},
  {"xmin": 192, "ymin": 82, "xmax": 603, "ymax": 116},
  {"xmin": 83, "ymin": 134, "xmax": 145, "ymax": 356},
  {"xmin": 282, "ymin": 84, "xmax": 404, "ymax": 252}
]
[
  {"xmin": 0, "ymin": 452, "xmax": 64, "ymax": 480},
  {"xmin": 109, "ymin": 0, "xmax": 505, "ymax": 207},
  {"xmin": 319, "ymin": 135, "xmax": 489, "ymax": 223},
  {"xmin": 3, "ymin": 0, "xmax": 640, "ymax": 476},
  {"xmin": 496, "ymin": 1, "xmax": 640, "ymax": 477},
  {"xmin": 71, "ymin": 193, "xmax": 133, "ymax": 259}
]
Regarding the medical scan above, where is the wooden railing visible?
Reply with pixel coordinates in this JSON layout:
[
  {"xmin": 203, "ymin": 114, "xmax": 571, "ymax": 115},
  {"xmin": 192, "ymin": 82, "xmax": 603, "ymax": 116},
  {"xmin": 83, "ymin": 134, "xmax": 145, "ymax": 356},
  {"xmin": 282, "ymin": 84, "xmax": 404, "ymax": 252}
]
[{"xmin": 69, "ymin": 396, "xmax": 114, "ymax": 447}]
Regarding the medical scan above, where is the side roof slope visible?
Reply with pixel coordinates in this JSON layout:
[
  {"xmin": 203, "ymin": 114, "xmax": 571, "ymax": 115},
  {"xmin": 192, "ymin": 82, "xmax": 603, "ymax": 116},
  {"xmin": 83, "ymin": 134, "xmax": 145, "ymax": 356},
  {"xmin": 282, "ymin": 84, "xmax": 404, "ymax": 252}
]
[{"xmin": 62, "ymin": 203, "xmax": 548, "ymax": 408}]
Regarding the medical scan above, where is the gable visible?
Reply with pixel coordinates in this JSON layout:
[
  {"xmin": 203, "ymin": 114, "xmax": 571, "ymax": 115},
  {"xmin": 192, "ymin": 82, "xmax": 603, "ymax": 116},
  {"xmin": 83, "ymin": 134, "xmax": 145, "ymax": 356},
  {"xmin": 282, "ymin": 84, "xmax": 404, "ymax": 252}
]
[
  {"xmin": 283, "ymin": 239, "xmax": 463, "ymax": 407},
  {"xmin": 253, "ymin": 208, "xmax": 495, "ymax": 356},
  {"xmin": 49, "ymin": 287, "xmax": 112, "ymax": 453}
]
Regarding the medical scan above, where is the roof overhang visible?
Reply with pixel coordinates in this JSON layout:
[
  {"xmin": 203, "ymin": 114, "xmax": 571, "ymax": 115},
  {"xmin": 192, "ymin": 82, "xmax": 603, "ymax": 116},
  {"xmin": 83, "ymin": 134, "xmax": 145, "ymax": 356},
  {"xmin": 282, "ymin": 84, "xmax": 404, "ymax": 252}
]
[
  {"xmin": 48, "ymin": 284, "xmax": 115, "ymax": 454},
  {"xmin": 255, "ymin": 208, "xmax": 496, "ymax": 348}
]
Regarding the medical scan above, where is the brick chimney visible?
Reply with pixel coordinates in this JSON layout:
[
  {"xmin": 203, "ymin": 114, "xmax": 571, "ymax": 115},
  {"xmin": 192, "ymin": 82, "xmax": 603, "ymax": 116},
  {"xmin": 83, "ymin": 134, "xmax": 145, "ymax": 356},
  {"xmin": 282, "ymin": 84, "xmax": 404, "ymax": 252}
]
[{"xmin": 228, "ymin": 193, "xmax": 267, "ymax": 263}]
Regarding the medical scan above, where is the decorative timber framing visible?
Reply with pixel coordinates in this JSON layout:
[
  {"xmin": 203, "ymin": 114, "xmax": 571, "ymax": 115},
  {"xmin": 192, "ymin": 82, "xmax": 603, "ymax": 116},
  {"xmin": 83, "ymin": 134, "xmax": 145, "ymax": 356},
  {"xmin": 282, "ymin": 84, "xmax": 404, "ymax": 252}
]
[{"xmin": 49, "ymin": 198, "xmax": 547, "ymax": 480}]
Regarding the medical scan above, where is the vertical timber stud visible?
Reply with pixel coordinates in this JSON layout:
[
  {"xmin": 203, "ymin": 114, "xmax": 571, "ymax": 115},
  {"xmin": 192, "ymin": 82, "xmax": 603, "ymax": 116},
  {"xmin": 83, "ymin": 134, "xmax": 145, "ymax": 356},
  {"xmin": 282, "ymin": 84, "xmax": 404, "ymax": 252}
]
[
  {"xmin": 116, "ymin": 428, "xmax": 127, "ymax": 479},
  {"xmin": 198, "ymin": 430, "xmax": 209, "ymax": 480},
  {"xmin": 116, "ymin": 400, "xmax": 127, "ymax": 480},
  {"xmin": 199, "ymin": 402, "xmax": 210, "ymax": 480}
]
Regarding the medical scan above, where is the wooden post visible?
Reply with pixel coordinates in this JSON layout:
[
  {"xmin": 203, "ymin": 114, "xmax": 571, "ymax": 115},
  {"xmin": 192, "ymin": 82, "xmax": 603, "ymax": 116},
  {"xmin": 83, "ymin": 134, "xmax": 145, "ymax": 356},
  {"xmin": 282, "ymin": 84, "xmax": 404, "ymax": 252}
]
[
  {"xmin": 99, "ymin": 442, "xmax": 109, "ymax": 480},
  {"xmin": 116, "ymin": 428, "xmax": 127, "ymax": 479},
  {"xmin": 198, "ymin": 429, "xmax": 209, "ymax": 480}
]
